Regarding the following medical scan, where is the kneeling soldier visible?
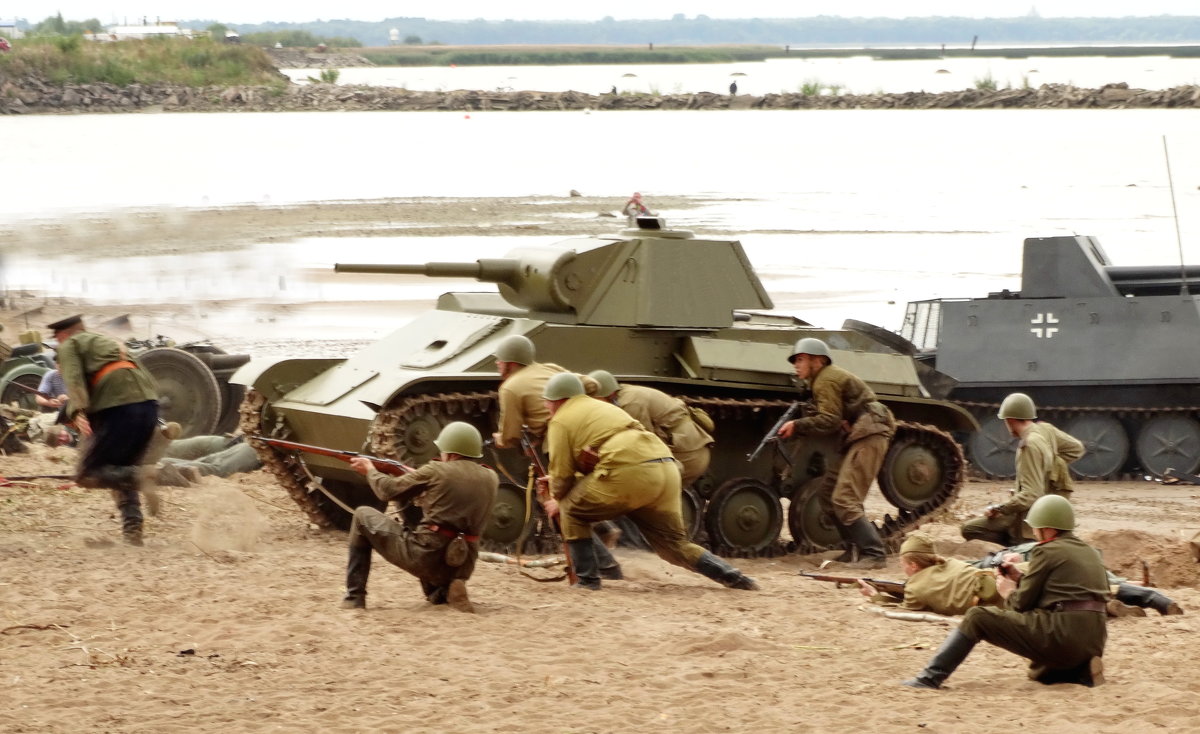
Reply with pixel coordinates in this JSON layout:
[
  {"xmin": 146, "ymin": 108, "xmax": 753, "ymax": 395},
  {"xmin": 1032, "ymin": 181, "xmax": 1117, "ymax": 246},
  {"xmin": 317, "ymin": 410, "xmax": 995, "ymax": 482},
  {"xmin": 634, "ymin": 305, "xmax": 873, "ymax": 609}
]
[{"xmin": 343, "ymin": 422, "xmax": 498, "ymax": 613}]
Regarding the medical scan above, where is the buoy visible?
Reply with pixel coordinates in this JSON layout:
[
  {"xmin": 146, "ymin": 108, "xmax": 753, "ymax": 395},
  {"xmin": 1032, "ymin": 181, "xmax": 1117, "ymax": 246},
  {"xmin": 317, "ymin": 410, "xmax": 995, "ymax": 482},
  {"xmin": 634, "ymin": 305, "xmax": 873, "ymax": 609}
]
[{"xmin": 464, "ymin": 114, "xmax": 471, "ymax": 119}]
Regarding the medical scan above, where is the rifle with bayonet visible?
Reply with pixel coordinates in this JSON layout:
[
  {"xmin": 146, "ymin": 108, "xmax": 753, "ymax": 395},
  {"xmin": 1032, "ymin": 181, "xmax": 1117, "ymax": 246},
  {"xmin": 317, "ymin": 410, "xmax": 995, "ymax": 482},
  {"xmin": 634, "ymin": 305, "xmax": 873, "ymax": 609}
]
[
  {"xmin": 799, "ymin": 571, "xmax": 906, "ymax": 597},
  {"xmin": 746, "ymin": 401, "xmax": 803, "ymax": 463},
  {"xmin": 520, "ymin": 426, "xmax": 578, "ymax": 585},
  {"xmin": 249, "ymin": 436, "xmax": 414, "ymax": 476}
]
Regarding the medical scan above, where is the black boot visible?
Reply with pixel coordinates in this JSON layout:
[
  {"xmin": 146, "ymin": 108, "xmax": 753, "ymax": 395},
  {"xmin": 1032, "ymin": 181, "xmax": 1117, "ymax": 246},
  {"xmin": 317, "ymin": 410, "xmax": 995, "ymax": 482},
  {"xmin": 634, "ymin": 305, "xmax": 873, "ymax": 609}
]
[
  {"xmin": 591, "ymin": 536, "xmax": 624, "ymax": 580},
  {"xmin": 831, "ymin": 521, "xmax": 857, "ymax": 563},
  {"xmin": 1117, "ymin": 582, "xmax": 1183, "ymax": 615},
  {"xmin": 342, "ymin": 537, "xmax": 372, "ymax": 609},
  {"xmin": 902, "ymin": 630, "xmax": 977, "ymax": 689},
  {"xmin": 840, "ymin": 517, "xmax": 886, "ymax": 570},
  {"xmin": 694, "ymin": 551, "xmax": 759, "ymax": 590},
  {"xmin": 112, "ymin": 486, "xmax": 144, "ymax": 546},
  {"xmin": 567, "ymin": 538, "xmax": 602, "ymax": 590}
]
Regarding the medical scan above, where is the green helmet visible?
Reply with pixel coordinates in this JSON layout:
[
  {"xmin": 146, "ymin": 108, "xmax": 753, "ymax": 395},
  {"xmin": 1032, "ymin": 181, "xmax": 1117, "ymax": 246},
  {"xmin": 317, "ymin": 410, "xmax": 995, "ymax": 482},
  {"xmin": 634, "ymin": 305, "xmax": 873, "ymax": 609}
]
[
  {"xmin": 434, "ymin": 421, "xmax": 483, "ymax": 458},
  {"xmin": 543, "ymin": 372, "xmax": 585, "ymax": 401},
  {"xmin": 787, "ymin": 337, "xmax": 832, "ymax": 364},
  {"xmin": 587, "ymin": 369, "xmax": 620, "ymax": 398},
  {"xmin": 494, "ymin": 335, "xmax": 535, "ymax": 365},
  {"xmin": 1025, "ymin": 494, "xmax": 1075, "ymax": 531},
  {"xmin": 998, "ymin": 392, "xmax": 1037, "ymax": 420}
]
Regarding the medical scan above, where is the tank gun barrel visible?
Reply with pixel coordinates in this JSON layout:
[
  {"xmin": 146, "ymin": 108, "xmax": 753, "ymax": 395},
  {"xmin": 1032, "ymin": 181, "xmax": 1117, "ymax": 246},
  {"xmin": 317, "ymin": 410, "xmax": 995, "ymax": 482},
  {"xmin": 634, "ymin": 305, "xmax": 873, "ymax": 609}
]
[{"xmin": 335, "ymin": 259, "xmax": 522, "ymax": 283}]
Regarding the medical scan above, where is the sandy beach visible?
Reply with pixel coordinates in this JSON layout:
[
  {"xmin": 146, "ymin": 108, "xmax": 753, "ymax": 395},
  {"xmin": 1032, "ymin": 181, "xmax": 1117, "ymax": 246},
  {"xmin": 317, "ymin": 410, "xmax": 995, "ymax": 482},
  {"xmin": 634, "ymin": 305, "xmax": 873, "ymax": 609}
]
[
  {"xmin": 2, "ymin": 438, "xmax": 1199, "ymax": 733},
  {"xmin": 3, "ymin": 197, "xmax": 1200, "ymax": 733}
]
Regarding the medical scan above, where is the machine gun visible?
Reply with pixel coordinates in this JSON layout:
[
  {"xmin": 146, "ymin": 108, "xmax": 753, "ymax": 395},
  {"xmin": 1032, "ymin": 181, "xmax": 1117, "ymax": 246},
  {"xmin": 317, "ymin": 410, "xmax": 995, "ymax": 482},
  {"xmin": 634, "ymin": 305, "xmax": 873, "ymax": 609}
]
[
  {"xmin": 799, "ymin": 571, "xmax": 906, "ymax": 597},
  {"xmin": 520, "ymin": 426, "xmax": 577, "ymax": 585},
  {"xmin": 746, "ymin": 401, "xmax": 803, "ymax": 463},
  {"xmin": 249, "ymin": 436, "xmax": 414, "ymax": 476}
]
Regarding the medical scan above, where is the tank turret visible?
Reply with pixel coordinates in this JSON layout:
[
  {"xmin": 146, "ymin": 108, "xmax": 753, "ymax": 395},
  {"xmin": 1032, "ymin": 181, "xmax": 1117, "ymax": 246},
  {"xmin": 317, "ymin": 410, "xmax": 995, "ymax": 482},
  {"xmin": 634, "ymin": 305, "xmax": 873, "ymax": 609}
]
[{"xmin": 336, "ymin": 229, "xmax": 772, "ymax": 328}]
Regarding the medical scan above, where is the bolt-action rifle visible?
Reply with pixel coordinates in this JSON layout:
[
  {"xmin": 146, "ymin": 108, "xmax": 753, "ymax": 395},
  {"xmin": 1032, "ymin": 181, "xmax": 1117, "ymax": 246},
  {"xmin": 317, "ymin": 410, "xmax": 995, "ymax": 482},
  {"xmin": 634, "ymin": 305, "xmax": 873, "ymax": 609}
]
[
  {"xmin": 746, "ymin": 401, "xmax": 803, "ymax": 463},
  {"xmin": 520, "ymin": 426, "xmax": 578, "ymax": 585},
  {"xmin": 249, "ymin": 436, "xmax": 414, "ymax": 476},
  {"xmin": 799, "ymin": 571, "xmax": 906, "ymax": 597}
]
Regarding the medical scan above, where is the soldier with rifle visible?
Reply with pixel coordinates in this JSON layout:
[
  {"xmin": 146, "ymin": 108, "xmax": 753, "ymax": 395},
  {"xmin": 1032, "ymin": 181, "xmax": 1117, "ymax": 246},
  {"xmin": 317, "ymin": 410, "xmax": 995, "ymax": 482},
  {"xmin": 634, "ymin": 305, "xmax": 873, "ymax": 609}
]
[
  {"xmin": 856, "ymin": 533, "xmax": 1003, "ymax": 615},
  {"xmin": 776, "ymin": 337, "xmax": 895, "ymax": 569},
  {"xmin": 539, "ymin": 372, "xmax": 757, "ymax": 592},
  {"xmin": 341, "ymin": 422, "xmax": 498, "ymax": 613},
  {"xmin": 490, "ymin": 334, "xmax": 623, "ymax": 567},
  {"xmin": 960, "ymin": 392, "xmax": 1084, "ymax": 546},
  {"xmin": 903, "ymin": 495, "xmax": 1108, "ymax": 690}
]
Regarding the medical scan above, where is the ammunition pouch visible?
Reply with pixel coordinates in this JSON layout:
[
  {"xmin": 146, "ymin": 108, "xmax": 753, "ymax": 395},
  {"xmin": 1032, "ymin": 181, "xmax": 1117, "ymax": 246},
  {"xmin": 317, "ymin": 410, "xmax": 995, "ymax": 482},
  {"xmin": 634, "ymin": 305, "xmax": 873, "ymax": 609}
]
[
  {"xmin": 845, "ymin": 401, "xmax": 895, "ymax": 444},
  {"xmin": 577, "ymin": 445, "xmax": 601, "ymax": 474},
  {"xmin": 444, "ymin": 535, "xmax": 469, "ymax": 568},
  {"xmin": 687, "ymin": 405, "xmax": 715, "ymax": 433}
]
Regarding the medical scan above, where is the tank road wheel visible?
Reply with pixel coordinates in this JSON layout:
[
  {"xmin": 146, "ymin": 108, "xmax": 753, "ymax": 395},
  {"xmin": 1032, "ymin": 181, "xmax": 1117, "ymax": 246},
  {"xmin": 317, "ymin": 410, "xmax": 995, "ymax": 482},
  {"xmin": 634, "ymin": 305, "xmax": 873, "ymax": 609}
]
[
  {"xmin": 788, "ymin": 478, "xmax": 840, "ymax": 552},
  {"xmin": 879, "ymin": 425, "xmax": 950, "ymax": 512},
  {"xmin": 704, "ymin": 477, "xmax": 782, "ymax": 554},
  {"xmin": 1135, "ymin": 415, "xmax": 1200, "ymax": 478},
  {"xmin": 1065, "ymin": 414, "xmax": 1129, "ymax": 479},
  {"xmin": 968, "ymin": 416, "xmax": 1018, "ymax": 479},
  {"xmin": 681, "ymin": 486, "xmax": 704, "ymax": 541},
  {"xmin": 140, "ymin": 347, "xmax": 221, "ymax": 437},
  {"xmin": 485, "ymin": 482, "xmax": 533, "ymax": 547},
  {"xmin": 1, "ymin": 373, "xmax": 43, "ymax": 412},
  {"xmin": 396, "ymin": 412, "xmax": 449, "ymax": 465}
]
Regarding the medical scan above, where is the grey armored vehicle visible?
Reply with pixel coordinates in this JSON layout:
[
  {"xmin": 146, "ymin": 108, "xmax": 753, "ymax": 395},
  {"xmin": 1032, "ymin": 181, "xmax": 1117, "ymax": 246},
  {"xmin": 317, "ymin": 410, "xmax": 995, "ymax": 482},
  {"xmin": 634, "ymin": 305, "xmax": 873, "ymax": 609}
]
[
  {"xmin": 902, "ymin": 234, "xmax": 1200, "ymax": 479},
  {"xmin": 236, "ymin": 220, "xmax": 976, "ymax": 557}
]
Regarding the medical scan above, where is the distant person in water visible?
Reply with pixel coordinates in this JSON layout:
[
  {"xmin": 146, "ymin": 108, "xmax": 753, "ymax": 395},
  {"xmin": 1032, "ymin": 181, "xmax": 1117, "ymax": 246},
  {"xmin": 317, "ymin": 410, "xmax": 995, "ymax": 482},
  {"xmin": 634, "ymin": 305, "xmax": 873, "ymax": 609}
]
[
  {"xmin": 623, "ymin": 192, "xmax": 652, "ymax": 226},
  {"xmin": 729, "ymin": 80, "xmax": 738, "ymax": 95}
]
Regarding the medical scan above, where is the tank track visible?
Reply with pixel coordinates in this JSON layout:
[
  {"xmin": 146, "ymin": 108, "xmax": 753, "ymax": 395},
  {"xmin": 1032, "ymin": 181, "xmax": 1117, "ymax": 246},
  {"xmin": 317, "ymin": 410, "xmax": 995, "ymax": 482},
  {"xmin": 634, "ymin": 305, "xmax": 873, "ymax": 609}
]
[
  {"xmin": 240, "ymin": 390, "xmax": 344, "ymax": 529},
  {"xmin": 356, "ymin": 390, "xmax": 966, "ymax": 559},
  {"xmin": 957, "ymin": 399, "xmax": 1200, "ymax": 480}
]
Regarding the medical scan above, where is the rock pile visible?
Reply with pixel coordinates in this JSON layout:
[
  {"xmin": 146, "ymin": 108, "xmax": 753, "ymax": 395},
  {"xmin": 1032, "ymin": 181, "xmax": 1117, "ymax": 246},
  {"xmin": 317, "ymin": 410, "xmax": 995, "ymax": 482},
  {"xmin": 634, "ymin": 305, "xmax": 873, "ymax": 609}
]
[{"xmin": 3, "ymin": 78, "xmax": 1199, "ymax": 114}]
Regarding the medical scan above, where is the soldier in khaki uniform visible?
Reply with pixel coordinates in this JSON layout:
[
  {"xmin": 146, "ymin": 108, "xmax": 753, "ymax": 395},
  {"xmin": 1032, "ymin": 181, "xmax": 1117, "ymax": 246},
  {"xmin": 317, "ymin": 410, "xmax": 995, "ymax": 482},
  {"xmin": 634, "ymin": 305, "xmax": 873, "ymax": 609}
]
[
  {"xmin": 861, "ymin": 533, "xmax": 1002, "ymax": 616},
  {"xmin": 961, "ymin": 393, "xmax": 1084, "ymax": 546},
  {"xmin": 344, "ymin": 422, "xmax": 498, "ymax": 613},
  {"xmin": 777, "ymin": 337, "xmax": 895, "ymax": 569},
  {"xmin": 588, "ymin": 370, "xmax": 714, "ymax": 488},
  {"xmin": 539, "ymin": 372, "xmax": 757, "ymax": 591},
  {"xmin": 903, "ymin": 495, "xmax": 1108, "ymax": 689},
  {"xmin": 490, "ymin": 334, "xmax": 622, "ymax": 563},
  {"xmin": 52, "ymin": 314, "xmax": 159, "ymax": 545}
]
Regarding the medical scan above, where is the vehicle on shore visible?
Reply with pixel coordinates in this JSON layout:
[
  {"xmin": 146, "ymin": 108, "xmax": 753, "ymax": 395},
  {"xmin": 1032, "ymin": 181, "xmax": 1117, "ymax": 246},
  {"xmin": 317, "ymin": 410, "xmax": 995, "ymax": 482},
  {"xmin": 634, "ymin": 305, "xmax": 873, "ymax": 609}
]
[
  {"xmin": 901, "ymin": 234, "xmax": 1200, "ymax": 480},
  {"xmin": 236, "ymin": 219, "xmax": 977, "ymax": 558}
]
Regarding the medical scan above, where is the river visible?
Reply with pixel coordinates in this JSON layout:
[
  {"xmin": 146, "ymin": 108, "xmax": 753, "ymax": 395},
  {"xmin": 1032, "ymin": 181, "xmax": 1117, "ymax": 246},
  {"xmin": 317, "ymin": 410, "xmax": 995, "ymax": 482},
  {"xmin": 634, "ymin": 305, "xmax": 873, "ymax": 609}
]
[{"xmin": 2, "ymin": 101, "xmax": 1200, "ymax": 338}]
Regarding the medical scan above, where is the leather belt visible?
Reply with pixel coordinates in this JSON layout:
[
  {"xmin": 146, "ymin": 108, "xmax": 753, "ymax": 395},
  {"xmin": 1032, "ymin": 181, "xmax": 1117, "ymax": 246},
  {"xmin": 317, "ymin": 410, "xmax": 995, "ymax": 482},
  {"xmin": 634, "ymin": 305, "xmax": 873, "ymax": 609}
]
[
  {"xmin": 90, "ymin": 360, "xmax": 137, "ymax": 388},
  {"xmin": 1046, "ymin": 599, "xmax": 1106, "ymax": 613},
  {"xmin": 643, "ymin": 457, "xmax": 674, "ymax": 464},
  {"xmin": 425, "ymin": 523, "xmax": 479, "ymax": 543}
]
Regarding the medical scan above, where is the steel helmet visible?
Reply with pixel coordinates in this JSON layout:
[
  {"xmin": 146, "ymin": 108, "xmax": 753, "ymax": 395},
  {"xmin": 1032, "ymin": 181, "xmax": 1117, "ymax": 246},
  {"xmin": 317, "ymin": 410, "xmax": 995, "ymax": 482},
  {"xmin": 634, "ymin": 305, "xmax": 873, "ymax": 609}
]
[
  {"xmin": 543, "ymin": 372, "xmax": 585, "ymax": 401},
  {"xmin": 899, "ymin": 533, "xmax": 937, "ymax": 556},
  {"xmin": 787, "ymin": 337, "xmax": 832, "ymax": 364},
  {"xmin": 587, "ymin": 369, "xmax": 620, "ymax": 398},
  {"xmin": 998, "ymin": 392, "xmax": 1037, "ymax": 420},
  {"xmin": 494, "ymin": 335, "xmax": 535, "ymax": 366},
  {"xmin": 1025, "ymin": 494, "xmax": 1075, "ymax": 531},
  {"xmin": 433, "ymin": 421, "xmax": 483, "ymax": 458}
]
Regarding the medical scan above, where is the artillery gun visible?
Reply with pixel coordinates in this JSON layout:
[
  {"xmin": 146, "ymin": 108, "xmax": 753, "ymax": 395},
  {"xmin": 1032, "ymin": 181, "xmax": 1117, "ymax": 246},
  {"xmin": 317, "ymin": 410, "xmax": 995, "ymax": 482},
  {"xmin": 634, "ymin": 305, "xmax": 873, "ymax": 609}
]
[
  {"xmin": 235, "ymin": 221, "xmax": 976, "ymax": 557},
  {"xmin": 901, "ymin": 235, "xmax": 1200, "ymax": 480}
]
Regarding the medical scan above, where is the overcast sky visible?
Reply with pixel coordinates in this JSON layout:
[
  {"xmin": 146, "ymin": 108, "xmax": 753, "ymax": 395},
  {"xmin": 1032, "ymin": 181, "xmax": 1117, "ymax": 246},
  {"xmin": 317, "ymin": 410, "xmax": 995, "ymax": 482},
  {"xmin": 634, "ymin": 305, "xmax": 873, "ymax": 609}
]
[{"xmin": 13, "ymin": 1, "xmax": 1200, "ymax": 25}]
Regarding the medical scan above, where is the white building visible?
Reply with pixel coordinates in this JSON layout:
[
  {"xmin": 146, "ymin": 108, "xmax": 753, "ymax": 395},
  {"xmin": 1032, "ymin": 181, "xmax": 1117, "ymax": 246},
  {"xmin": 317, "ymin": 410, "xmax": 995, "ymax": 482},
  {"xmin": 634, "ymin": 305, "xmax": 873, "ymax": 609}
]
[
  {"xmin": 0, "ymin": 19, "xmax": 24, "ymax": 39},
  {"xmin": 87, "ymin": 21, "xmax": 198, "ymax": 42}
]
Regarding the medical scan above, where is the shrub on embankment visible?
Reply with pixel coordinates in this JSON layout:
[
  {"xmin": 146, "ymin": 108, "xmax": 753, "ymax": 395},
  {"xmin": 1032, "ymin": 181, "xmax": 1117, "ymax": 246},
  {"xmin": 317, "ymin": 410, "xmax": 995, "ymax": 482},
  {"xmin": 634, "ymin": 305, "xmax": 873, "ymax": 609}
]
[{"xmin": 0, "ymin": 37, "xmax": 288, "ymax": 87}]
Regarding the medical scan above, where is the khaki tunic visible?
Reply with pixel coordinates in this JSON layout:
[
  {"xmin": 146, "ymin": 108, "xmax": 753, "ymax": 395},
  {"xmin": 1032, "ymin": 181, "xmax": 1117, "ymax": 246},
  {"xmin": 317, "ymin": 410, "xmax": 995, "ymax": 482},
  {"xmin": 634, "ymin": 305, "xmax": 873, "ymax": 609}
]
[
  {"xmin": 57, "ymin": 331, "xmax": 157, "ymax": 418},
  {"xmin": 545, "ymin": 395, "xmax": 705, "ymax": 568},
  {"xmin": 899, "ymin": 558, "xmax": 1002, "ymax": 615},
  {"xmin": 963, "ymin": 421, "xmax": 1084, "ymax": 545},
  {"xmin": 790, "ymin": 363, "xmax": 896, "ymax": 525},
  {"xmin": 496, "ymin": 361, "xmax": 599, "ymax": 447},
  {"xmin": 359, "ymin": 459, "xmax": 499, "ymax": 583},
  {"xmin": 960, "ymin": 532, "xmax": 1109, "ymax": 681},
  {"xmin": 613, "ymin": 384, "xmax": 713, "ymax": 487}
]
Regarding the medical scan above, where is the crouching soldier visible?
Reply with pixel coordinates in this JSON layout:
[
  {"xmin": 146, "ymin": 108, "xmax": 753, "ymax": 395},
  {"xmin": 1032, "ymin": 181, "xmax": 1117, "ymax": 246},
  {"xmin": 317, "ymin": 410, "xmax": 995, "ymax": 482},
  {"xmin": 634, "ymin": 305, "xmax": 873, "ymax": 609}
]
[{"xmin": 342, "ymin": 422, "xmax": 498, "ymax": 613}]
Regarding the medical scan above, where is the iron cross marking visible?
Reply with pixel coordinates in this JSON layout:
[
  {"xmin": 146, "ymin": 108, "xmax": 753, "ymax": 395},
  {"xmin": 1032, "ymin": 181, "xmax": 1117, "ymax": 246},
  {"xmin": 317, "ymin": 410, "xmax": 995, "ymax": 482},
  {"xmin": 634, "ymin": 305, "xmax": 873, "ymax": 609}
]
[{"xmin": 1030, "ymin": 312, "xmax": 1059, "ymax": 338}]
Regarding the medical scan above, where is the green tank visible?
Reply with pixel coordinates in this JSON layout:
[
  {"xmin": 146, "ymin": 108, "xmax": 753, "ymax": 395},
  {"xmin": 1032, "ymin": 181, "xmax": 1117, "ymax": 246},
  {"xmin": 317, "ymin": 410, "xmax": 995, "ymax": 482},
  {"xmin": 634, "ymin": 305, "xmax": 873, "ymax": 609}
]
[{"xmin": 234, "ymin": 220, "xmax": 977, "ymax": 557}]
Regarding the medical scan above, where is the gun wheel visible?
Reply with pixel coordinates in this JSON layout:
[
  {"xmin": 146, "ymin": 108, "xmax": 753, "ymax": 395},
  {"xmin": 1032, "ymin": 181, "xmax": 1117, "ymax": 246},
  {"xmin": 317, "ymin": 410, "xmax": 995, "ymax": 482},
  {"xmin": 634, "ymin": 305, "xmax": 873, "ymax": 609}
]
[
  {"xmin": 140, "ymin": 347, "xmax": 221, "ymax": 437},
  {"xmin": 1, "ymin": 373, "xmax": 43, "ymax": 412}
]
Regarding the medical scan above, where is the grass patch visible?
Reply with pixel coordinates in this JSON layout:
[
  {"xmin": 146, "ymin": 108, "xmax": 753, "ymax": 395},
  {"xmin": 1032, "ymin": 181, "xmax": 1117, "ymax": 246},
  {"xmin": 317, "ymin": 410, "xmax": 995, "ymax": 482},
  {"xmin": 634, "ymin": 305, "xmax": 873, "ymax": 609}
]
[{"xmin": 0, "ymin": 37, "xmax": 287, "ymax": 87}]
